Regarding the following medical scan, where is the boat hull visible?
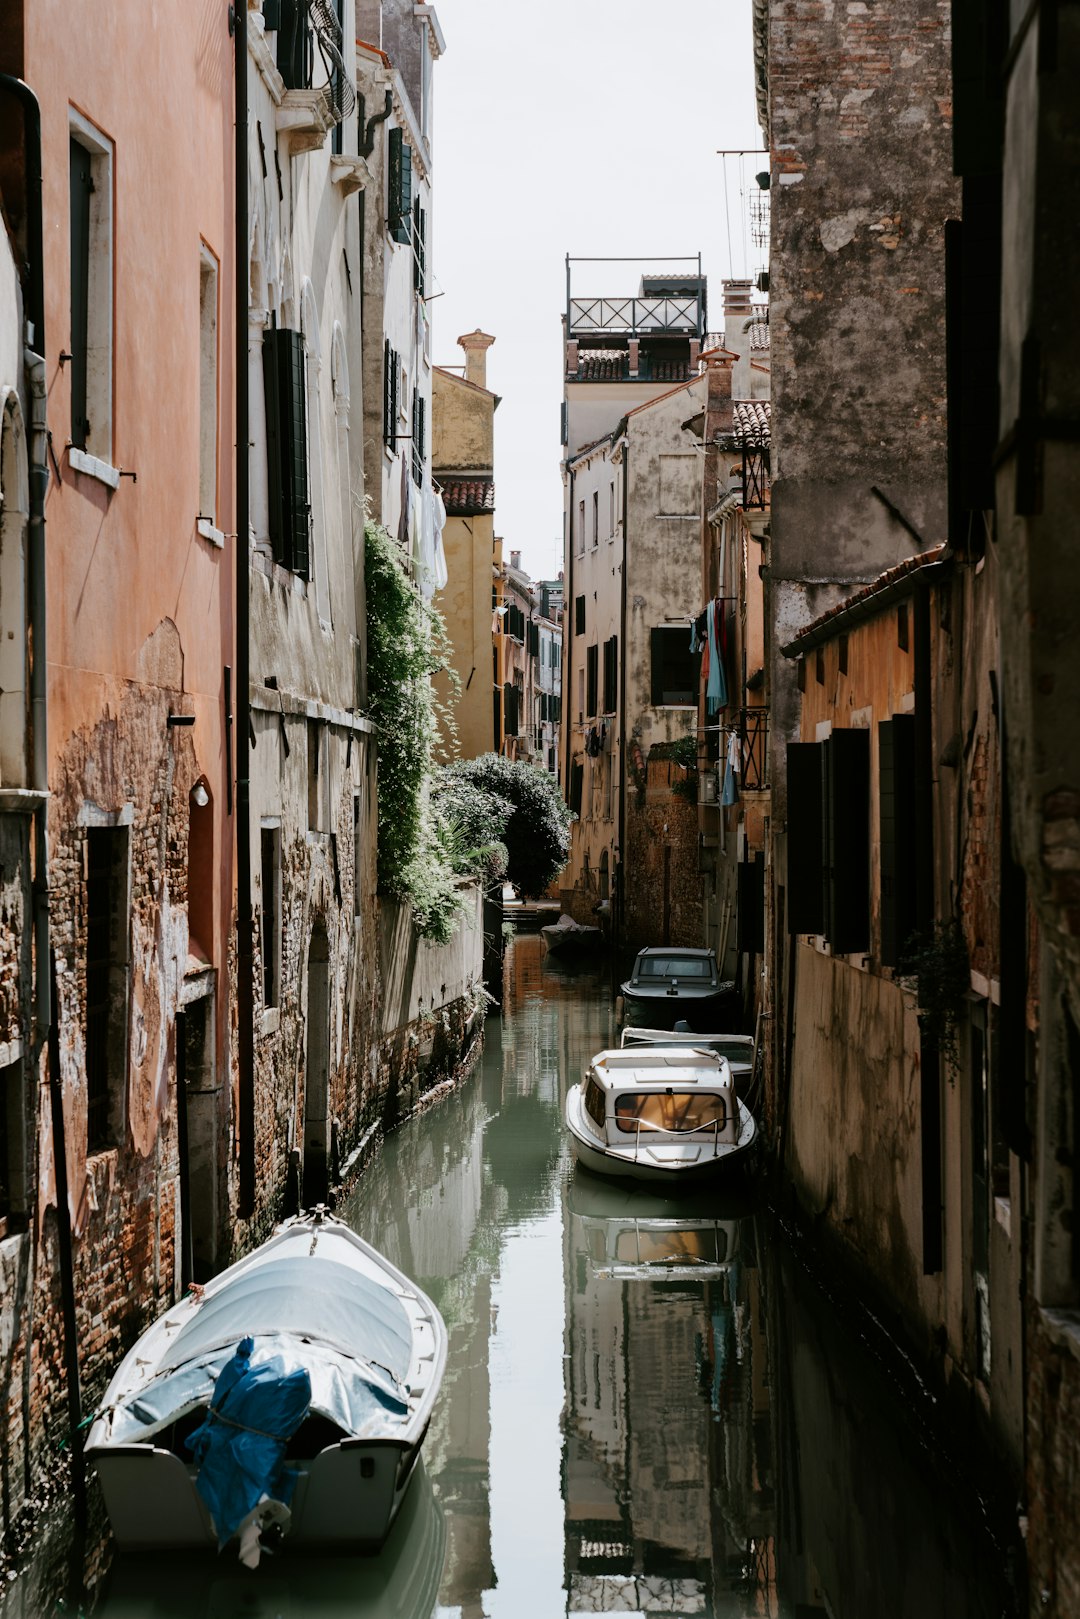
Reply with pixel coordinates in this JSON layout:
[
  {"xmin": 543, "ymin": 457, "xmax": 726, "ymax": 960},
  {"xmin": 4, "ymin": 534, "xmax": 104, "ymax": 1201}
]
[
  {"xmin": 90, "ymin": 1432, "xmax": 426, "ymax": 1552},
  {"xmin": 565, "ymin": 1085, "xmax": 757, "ymax": 1186}
]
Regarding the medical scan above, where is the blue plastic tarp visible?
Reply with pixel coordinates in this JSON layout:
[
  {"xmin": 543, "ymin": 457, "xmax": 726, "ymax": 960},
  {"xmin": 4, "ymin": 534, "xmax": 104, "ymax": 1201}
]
[{"xmin": 187, "ymin": 1338, "xmax": 311, "ymax": 1547}]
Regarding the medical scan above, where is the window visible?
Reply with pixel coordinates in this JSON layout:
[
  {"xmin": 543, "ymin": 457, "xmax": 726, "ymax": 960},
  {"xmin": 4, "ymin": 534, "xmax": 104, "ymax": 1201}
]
[
  {"xmin": 277, "ymin": 0, "xmax": 313, "ymax": 87},
  {"xmin": 602, "ymin": 635, "xmax": 618, "ymax": 715},
  {"xmin": 308, "ymin": 720, "xmax": 327, "ymax": 831},
  {"xmin": 569, "ymin": 760, "xmax": 584, "ymax": 816},
  {"xmin": 69, "ymin": 117, "xmax": 114, "ymax": 460},
  {"xmin": 609, "ymin": 480, "xmax": 616, "ymax": 539},
  {"xmin": 198, "ymin": 249, "xmax": 219, "ymax": 521},
  {"xmin": 260, "ymin": 823, "xmax": 281, "ymax": 1008},
  {"xmin": 383, "ymin": 341, "xmax": 399, "ymax": 449},
  {"xmin": 577, "ymin": 498, "xmax": 585, "ymax": 557},
  {"xmin": 0, "ymin": 1060, "xmax": 26, "ymax": 1236},
  {"xmin": 786, "ymin": 730, "xmax": 870, "ymax": 951},
  {"xmin": 85, "ymin": 825, "xmax": 131, "ymax": 1153},
  {"xmin": 584, "ymin": 1075, "xmax": 606, "ymax": 1131},
  {"xmin": 879, "ymin": 716, "xmax": 916, "ymax": 966},
  {"xmin": 591, "ymin": 490, "xmax": 599, "ymax": 548},
  {"xmin": 262, "ymin": 328, "xmax": 311, "ymax": 578},
  {"xmin": 388, "ymin": 128, "xmax": 412, "ymax": 243},
  {"xmin": 615, "ymin": 1091, "xmax": 727, "ymax": 1134},
  {"xmin": 577, "ymin": 668, "xmax": 584, "ymax": 722},
  {"xmin": 188, "ymin": 780, "xmax": 214, "ymax": 962},
  {"xmin": 650, "ymin": 626, "xmax": 698, "ymax": 705},
  {"xmin": 504, "ymin": 684, "xmax": 519, "ymax": 737},
  {"xmin": 413, "ymin": 196, "xmax": 426, "ymax": 295},
  {"xmin": 586, "ymin": 645, "xmax": 598, "ymax": 718},
  {"xmin": 575, "ymin": 595, "xmax": 586, "ymax": 636}
]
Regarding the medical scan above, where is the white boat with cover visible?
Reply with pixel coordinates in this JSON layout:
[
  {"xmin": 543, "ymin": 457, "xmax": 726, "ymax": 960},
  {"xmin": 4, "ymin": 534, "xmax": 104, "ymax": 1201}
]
[
  {"xmin": 619, "ymin": 1025, "xmax": 755, "ymax": 1087},
  {"xmin": 565, "ymin": 1046, "xmax": 757, "ymax": 1185},
  {"xmin": 85, "ymin": 1210, "xmax": 447, "ymax": 1561}
]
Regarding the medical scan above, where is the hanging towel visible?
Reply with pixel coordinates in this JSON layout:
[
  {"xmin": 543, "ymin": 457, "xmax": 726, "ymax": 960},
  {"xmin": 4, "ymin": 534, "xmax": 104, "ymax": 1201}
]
[
  {"xmin": 722, "ymin": 730, "xmax": 741, "ymax": 806},
  {"xmin": 706, "ymin": 599, "xmax": 728, "ymax": 716},
  {"xmin": 432, "ymin": 487, "xmax": 448, "ymax": 591}
]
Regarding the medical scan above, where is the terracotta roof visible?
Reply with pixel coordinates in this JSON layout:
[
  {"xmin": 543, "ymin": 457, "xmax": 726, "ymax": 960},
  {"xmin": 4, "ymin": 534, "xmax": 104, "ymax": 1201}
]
[
  {"xmin": 733, "ymin": 400, "xmax": 771, "ymax": 447},
  {"xmin": 782, "ymin": 544, "xmax": 949, "ymax": 655},
  {"xmin": 575, "ymin": 350, "xmax": 626, "ymax": 381},
  {"xmin": 747, "ymin": 317, "xmax": 770, "ymax": 351},
  {"xmin": 440, "ymin": 478, "xmax": 495, "ymax": 515}
]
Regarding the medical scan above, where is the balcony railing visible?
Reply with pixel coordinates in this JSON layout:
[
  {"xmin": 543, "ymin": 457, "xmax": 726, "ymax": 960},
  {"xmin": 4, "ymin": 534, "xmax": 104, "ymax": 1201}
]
[
  {"xmin": 740, "ymin": 707, "xmax": 769, "ymax": 790},
  {"xmin": 569, "ymin": 295, "xmax": 704, "ymax": 340}
]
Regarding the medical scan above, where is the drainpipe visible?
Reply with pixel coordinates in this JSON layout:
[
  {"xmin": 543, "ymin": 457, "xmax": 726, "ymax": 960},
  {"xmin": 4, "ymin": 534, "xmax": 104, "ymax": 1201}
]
[
  {"xmin": 616, "ymin": 432, "xmax": 629, "ymax": 958},
  {"xmin": 233, "ymin": 6, "xmax": 255, "ymax": 1218},
  {"xmin": 0, "ymin": 70, "xmax": 83, "ymax": 1509},
  {"xmin": 563, "ymin": 464, "xmax": 575, "ymax": 799}
]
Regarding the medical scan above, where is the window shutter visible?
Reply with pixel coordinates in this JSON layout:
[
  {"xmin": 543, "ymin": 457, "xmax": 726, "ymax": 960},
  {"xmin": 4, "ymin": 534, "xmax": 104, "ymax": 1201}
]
[
  {"xmin": 879, "ymin": 715, "xmax": 917, "ymax": 966},
  {"xmin": 736, "ymin": 851, "xmax": 765, "ymax": 955},
  {"xmin": 603, "ymin": 636, "xmax": 618, "ymax": 714},
  {"xmin": 411, "ymin": 390, "xmax": 425, "ymax": 485},
  {"xmin": 413, "ymin": 198, "xmax": 426, "ymax": 294},
  {"xmin": 383, "ymin": 341, "xmax": 398, "ymax": 449},
  {"xmin": 650, "ymin": 627, "xmax": 697, "ymax": 706},
  {"xmin": 786, "ymin": 742, "xmax": 825, "ymax": 934},
  {"xmin": 824, "ymin": 728, "xmax": 870, "ymax": 953},
  {"xmin": 388, "ymin": 129, "xmax": 412, "ymax": 243},
  {"xmin": 276, "ymin": 0, "xmax": 309, "ymax": 88},
  {"xmin": 575, "ymin": 595, "xmax": 586, "ymax": 636},
  {"xmin": 69, "ymin": 139, "xmax": 92, "ymax": 449},
  {"xmin": 504, "ymin": 683, "xmax": 518, "ymax": 737},
  {"xmin": 560, "ymin": 401, "xmax": 568, "ymax": 446}
]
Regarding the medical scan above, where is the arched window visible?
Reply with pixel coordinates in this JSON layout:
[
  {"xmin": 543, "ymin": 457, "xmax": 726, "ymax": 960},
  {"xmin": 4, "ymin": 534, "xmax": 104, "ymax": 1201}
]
[{"xmin": 187, "ymin": 779, "xmax": 214, "ymax": 964}]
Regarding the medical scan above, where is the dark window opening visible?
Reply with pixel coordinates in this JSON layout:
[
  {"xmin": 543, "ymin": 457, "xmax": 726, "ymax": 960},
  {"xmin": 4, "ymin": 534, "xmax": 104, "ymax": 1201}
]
[
  {"xmin": 602, "ymin": 636, "xmax": 618, "ymax": 715},
  {"xmin": 786, "ymin": 742, "xmax": 825, "ymax": 934},
  {"xmin": 879, "ymin": 715, "xmax": 916, "ymax": 966},
  {"xmin": 262, "ymin": 329, "xmax": 311, "ymax": 579},
  {"xmin": 261, "ymin": 825, "xmax": 280, "ymax": 1008},
  {"xmin": 586, "ymin": 645, "xmax": 598, "ymax": 718},
  {"xmin": 383, "ymin": 341, "xmax": 399, "ymax": 450},
  {"xmin": 69, "ymin": 137, "xmax": 92, "ymax": 449},
  {"xmin": 823, "ymin": 728, "xmax": 871, "ymax": 954},
  {"xmin": 85, "ymin": 825, "xmax": 130, "ymax": 1153},
  {"xmin": 650, "ymin": 626, "xmax": 698, "ymax": 706},
  {"xmin": 575, "ymin": 595, "xmax": 586, "ymax": 636}
]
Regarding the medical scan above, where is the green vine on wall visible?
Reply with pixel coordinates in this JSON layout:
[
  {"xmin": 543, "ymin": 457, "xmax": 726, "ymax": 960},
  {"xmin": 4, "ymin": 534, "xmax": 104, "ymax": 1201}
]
[
  {"xmin": 364, "ymin": 519, "xmax": 462, "ymax": 943},
  {"xmin": 899, "ymin": 919, "xmax": 970, "ymax": 1076}
]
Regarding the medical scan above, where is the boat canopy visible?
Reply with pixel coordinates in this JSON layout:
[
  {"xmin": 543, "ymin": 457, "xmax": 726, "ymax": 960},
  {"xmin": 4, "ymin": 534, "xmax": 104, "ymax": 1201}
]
[{"xmin": 158, "ymin": 1255, "xmax": 413, "ymax": 1382}]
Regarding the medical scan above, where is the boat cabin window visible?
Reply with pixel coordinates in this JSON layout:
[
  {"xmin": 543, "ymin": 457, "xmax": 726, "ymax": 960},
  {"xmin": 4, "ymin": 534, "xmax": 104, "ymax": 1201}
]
[
  {"xmin": 614, "ymin": 1226, "xmax": 729, "ymax": 1265},
  {"xmin": 614, "ymin": 1091, "xmax": 727, "ymax": 1133},
  {"xmin": 584, "ymin": 1075, "xmax": 606, "ymax": 1130},
  {"xmin": 634, "ymin": 954, "xmax": 715, "ymax": 980}
]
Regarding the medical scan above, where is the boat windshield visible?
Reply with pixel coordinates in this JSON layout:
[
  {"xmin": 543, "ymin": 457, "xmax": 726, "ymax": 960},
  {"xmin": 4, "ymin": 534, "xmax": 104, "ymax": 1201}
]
[
  {"xmin": 634, "ymin": 955, "xmax": 715, "ymax": 980},
  {"xmin": 614, "ymin": 1091, "xmax": 728, "ymax": 1133}
]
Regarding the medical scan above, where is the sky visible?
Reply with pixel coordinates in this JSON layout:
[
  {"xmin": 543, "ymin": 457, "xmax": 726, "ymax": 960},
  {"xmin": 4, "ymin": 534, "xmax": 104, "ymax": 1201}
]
[{"xmin": 427, "ymin": 0, "xmax": 765, "ymax": 582}]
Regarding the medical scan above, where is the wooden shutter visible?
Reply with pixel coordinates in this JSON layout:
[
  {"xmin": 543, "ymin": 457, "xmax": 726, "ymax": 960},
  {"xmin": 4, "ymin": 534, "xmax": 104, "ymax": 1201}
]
[
  {"xmin": 945, "ymin": 180, "xmax": 1001, "ymax": 548},
  {"xmin": 879, "ymin": 715, "xmax": 917, "ymax": 966},
  {"xmin": 413, "ymin": 198, "xmax": 426, "ymax": 294},
  {"xmin": 411, "ymin": 391, "xmax": 425, "ymax": 485},
  {"xmin": 736, "ymin": 851, "xmax": 765, "ymax": 955},
  {"xmin": 586, "ymin": 646, "xmax": 598, "ymax": 718},
  {"xmin": 824, "ymin": 728, "xmax": 870, "ymax": 954},
  {"xmin": 786, "ymin": 742, "xmax": 825, "ymax": 934},
  {"xmin": 388, "ymin": 129, "xmax": 411, "ymax": 243},
  {"xmin": 603, "ymin": 636, "xmax": 618, "ymax": 714},
  {"xmin": 504, "ymin": 684, "xmax": 518, "ymax": 737},
  {"xmin": 69, "ymin": 139, "xmax": 92, "ymax": 449}
]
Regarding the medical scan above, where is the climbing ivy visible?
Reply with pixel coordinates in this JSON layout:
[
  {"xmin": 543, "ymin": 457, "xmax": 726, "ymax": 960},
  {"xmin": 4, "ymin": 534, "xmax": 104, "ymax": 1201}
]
[
  {"xmin": 364, "ymin": 519, "xmax": 461, "ymax": 943},
  {"xmin": 899, "ymin": 919, "xmax": 970, "ymax": 1077}
]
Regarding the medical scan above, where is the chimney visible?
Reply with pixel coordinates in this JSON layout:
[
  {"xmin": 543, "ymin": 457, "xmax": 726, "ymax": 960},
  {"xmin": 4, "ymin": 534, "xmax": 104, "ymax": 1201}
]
[
  {"xmin": 703, "ymin": 347, "xmax": 735, "ymax": 433},
  {"xmin": 510, "ymin": 550, "xmax": 521, "ymax": 571},
  {"xmin": 722, "ymin": 279, "xmax": 754, "ymax": 319},
  {"xmin": 458, "ymin": 329, "xmax": 495, "ymax": 389}
]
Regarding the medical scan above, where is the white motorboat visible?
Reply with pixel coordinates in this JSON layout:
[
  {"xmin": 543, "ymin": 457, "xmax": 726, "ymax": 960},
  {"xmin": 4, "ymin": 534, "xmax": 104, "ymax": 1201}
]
[
  {"xmin": 568, "ymin": 1175, "xmax": 742, "ymax": 1281},
  {"xmin": 565, "ymin": 1046, "xmax": 757, "ymax": 1185},
  {"xmin": 85, "ymin": 1210, "xmax": 447, "ymax": 1561}
]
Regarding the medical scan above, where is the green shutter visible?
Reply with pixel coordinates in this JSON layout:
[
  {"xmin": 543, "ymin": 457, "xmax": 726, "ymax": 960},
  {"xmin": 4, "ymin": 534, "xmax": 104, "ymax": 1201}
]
[
  {"xmin": 388, "ymin": 129, "xmax": 412, "ymax": 243},
  {"xmin": 413, "ymin": 199, "xmax": 426, "ymax": 294}
]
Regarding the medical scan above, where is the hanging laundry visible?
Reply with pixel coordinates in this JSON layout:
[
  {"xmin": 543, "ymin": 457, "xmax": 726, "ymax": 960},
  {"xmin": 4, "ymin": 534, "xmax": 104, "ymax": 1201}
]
[
  {"xmin": 706, "ymin": 599, "xmax": 729, "ymax": 716},
  {"xmin": 722, "ymin": 730, "xmax": 741, "ymax": 806},
  {"xmin": 432, "ymin": 486, "xmax": 449, "ymax": 591}
]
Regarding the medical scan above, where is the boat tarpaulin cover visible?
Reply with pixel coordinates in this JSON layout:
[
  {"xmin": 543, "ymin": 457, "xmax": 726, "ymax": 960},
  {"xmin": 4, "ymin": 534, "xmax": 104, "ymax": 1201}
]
[
  {"xmin": 187, "ymin": 1337, "xmax": 310, "ymax": 1546},
  {"xmin": 157, "ymin": 1255, "xmax": 414, "ymax": 1381}
]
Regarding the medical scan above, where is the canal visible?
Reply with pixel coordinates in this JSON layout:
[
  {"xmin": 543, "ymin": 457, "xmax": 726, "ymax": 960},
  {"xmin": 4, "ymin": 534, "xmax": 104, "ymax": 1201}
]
[{"xmin": 2, "ymin": 935, "xmax": 1018, "ymax": 1618}]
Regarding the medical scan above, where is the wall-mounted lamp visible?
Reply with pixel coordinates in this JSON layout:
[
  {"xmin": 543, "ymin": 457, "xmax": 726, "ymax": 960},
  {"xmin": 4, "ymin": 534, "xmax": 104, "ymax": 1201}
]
[{"xmin": 191, "ymin": 782, "xmax": 209, "ymax": 808}]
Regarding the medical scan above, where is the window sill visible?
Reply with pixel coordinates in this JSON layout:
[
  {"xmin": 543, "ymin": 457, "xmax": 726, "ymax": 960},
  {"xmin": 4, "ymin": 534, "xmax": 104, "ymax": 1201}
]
[
  {"xmin": 69, "ymin": 448, "xmax": 120, "ymax": 490},
  {"xmin": 197, "ymin": 518, "xmax": 225, "ymax": 550}
]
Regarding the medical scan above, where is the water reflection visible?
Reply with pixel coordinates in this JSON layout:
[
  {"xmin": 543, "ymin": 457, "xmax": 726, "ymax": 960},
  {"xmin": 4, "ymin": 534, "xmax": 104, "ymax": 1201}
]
[{"xmin": 2, "ymin": 934, "xmax": 1017, "ymax": 1618}]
